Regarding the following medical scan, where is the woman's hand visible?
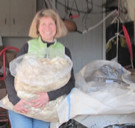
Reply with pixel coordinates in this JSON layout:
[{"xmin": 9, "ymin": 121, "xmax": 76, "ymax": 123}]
[
  {"xmin": 30, "ymin": 92, "xmax": 49, "ymax": 109},
  {"xmin": 14, "ymin": 99, "xmax": 31, "ymax": 114}
]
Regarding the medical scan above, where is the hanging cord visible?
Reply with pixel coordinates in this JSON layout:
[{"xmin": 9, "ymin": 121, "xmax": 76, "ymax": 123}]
[
  {"xmin": 43, "ymin": 0, "xmax": 59, "ymax": 14},
  {"xmin": 45, "ymin": 0, "xmax": 51, "ymax": 9},
  {"xmin": 74, "ymin": 9, "xmax": 117, "ymax": 35},
  {"xmin": 115, "ymin": 0, "xmax": 125, "ymax": 62},
  {"xmin": 41, "ymin": 0, "xmax": 48, "ymax": 9},
  {"xmin": 115, "ymin": 0, "xmax": 121, "ymax": 61},
  {"xmin": 82, "ymin": 9, "xmax": 117, "ymax": 34},
  {"xmin": 63, "ymin": 0, "xmax": 69, "ymax": 20},
  {"xmin": 57, "ymin": 0, "xmax": 117, "ymax": 14},
  {"xmin": 117, "ymin": 0, "xmax": 120, "ymax": 17},
  {"xmin": 44, "ymin": 0, "xmax": 56, "ymax": 12},
  {"xmin": 65, "ymin": 0, "xmax": 68, "ymax": 14},
  {"xmin": 55, "ymin": 1, "xmax": 118, "ymax": 35},
  {"xmin": 83, "ymin": 0, "xmax": 93, "ymax": 30},
  {"xmin": 69, "ymin": 0, "xmax": 74, "ymax": 18},
  {"xmin": 69, "ymin": 0, "xmax": 80, "ymax": 19}
]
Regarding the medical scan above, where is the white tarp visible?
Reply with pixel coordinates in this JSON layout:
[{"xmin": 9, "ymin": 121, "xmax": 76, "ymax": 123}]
[
  {"xmin": 55, "ymin": 60, "xmax": 135, "ymax": 127},
  {"xmin": 57, "ymin": 87, "xmax": 135, "ymax": 124}
]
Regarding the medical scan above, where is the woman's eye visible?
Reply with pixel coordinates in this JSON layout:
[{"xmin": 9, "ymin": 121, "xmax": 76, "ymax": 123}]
[{"xmin": 50, "ymin": 23, "xmax": 54, "ymax": 26}]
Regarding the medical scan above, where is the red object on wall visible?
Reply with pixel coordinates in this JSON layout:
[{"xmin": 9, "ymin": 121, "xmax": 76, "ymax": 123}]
[
  {"xmin": 122, "ymin": 24, "xmax": 133, "ymax": 61},
  {"xmin": 0, "ymin": 47, "xmax": 19, "ymax": 81}
]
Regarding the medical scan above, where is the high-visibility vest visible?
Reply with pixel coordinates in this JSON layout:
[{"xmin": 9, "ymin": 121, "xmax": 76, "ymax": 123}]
[{"xmin": 28, "ymin": 37, "xmax": 65, "ymax": 58}]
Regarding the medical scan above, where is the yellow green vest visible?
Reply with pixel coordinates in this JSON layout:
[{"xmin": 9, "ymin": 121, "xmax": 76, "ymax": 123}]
[{"xmin": 28, "ymin": 37, "xmax": 65, "ymax": 58}]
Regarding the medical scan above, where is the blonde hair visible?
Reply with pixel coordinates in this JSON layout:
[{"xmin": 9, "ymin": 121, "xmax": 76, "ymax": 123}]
[{"xmin": 29, "ymin": 9, "xmax": 67, "ymax": 38}]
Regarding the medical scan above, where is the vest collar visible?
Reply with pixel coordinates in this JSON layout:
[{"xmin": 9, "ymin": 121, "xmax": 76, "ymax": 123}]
[{"xmin": 39, "ymin": 36, "xmax": 57, "ymax": 46}]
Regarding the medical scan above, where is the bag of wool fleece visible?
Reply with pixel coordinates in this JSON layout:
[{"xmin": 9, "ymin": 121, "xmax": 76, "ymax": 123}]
[{"xmin": 1, "ymin": 48, "xmax": 73, "ymax": 122}]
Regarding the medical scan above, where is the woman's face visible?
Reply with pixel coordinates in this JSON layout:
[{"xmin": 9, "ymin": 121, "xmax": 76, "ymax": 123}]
[{"xmin": 38, "ymin": 16, "xmax": 56, "ymax": 42}]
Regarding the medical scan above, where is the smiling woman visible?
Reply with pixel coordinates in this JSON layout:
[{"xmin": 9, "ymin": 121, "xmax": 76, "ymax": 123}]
[{"xmin": 4, "ymin": 9, "xmax": 75, "ymax": 128}]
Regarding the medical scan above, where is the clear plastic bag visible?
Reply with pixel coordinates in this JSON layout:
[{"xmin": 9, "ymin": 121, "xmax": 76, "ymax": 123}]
[
  {"xmin": 85, "ymin": 64, "xmax": 122, "ymax": 83},
  {"xmin": 2, "ymin": 48, "xmax": 73, "ymax": 122},
  {"xmin": 10, "ymin": 48, "xmax": 73, "ymax": 88},
  {"xmin": 76, "ymin": 60, "xmax": 131, "ymax": 93}
]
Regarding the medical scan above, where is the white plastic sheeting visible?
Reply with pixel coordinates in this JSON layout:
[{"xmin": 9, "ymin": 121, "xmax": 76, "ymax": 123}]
[{"xmin": 56, "ymin": 60, "xmax": 135, "ymax": 127}]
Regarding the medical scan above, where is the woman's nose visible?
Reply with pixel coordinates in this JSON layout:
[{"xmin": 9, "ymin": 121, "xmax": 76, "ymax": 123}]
[{"xmin": 45, "ymin": 24, "xmax": 51, "ymax": 30}]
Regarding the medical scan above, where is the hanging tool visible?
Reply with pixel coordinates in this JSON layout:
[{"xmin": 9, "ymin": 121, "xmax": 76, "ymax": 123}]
[{"xmin": 122, "ymin": 24, "xmax": 134, "ymax": 69}]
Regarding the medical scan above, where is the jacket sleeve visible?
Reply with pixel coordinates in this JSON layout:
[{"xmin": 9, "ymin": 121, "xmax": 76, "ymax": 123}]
[
  {"xmin": 48, "ymin": 47, "xmax": 75, "ymax": 101},
  {"xmin": 4, "ymin": 43, "xmax": 28, "ymax": 105}
]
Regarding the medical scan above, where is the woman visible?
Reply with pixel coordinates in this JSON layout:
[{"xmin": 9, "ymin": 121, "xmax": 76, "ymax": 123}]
[{"xmin": 5, "ymin": 9, "xmax": 75, "ymax": 128}]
